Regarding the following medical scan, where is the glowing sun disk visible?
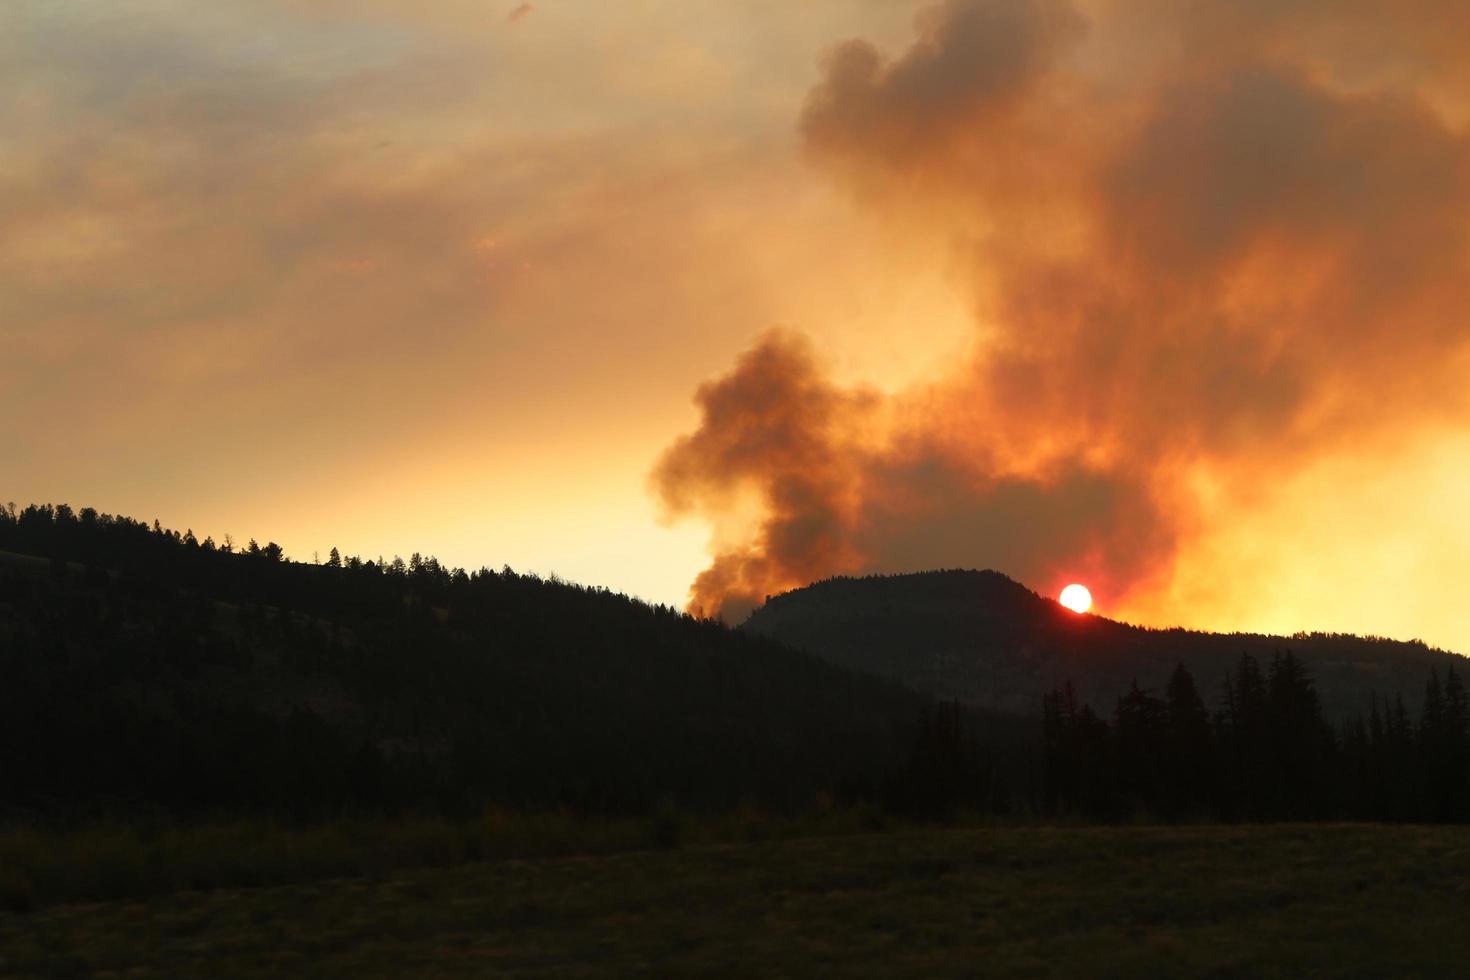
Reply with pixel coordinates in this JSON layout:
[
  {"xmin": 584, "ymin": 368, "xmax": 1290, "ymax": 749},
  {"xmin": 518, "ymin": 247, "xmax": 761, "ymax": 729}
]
[{"xmin": 1060, "ymin": 583, "xmax": 1092, "ymax": 614}]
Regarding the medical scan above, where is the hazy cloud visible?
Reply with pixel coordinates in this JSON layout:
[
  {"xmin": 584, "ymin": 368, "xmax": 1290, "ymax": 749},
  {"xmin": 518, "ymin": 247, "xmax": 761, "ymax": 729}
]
[
  {"xmin": 800, "ymin": 0, "xmax": 1083, "ymax": 172},
  {"xmin": 652, "ymin": 331, "xmax": 880, "ymax": 621},
  {"xmin": 657, "ymin": 0, "xmax": 1470, "ymax": 621}
]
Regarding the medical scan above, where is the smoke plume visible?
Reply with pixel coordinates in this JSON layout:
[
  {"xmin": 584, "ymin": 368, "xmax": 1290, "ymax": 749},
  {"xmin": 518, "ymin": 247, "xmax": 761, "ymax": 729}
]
[{"xmin": 653, "ymin": 0, "xmax": 1470, "ymax": 621}]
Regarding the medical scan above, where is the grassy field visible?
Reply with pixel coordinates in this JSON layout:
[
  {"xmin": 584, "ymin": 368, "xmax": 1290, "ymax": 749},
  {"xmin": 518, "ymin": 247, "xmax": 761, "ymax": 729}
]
[{"xmin": 4, "ymin": 823, "xmax": 1470, "ymax": 977}]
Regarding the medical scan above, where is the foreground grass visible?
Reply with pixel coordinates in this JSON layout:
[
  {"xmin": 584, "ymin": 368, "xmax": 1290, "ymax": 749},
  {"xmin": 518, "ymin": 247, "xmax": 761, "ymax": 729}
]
[
  {"xmin": 0, "ymin": 805, "xmax": 898, "ymax": 913},
  {"xmin": 5, "ymin": 823, "xmax": 1470, "ymax": 977}
]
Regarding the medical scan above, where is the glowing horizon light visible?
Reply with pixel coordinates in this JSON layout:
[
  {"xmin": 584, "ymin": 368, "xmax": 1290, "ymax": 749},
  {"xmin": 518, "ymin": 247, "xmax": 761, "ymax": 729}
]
[{"xmin": 1059, "ymin": 583, "xmax": 1092, "ymax": 614}]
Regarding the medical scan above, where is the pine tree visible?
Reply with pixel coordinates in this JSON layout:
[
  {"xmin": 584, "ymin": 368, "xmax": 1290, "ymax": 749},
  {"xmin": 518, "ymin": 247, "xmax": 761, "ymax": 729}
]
[
  {"xmin": 1218, "ymin": 653, "xmax": 1271, "ymax": 819},
  {"xmin": 1444, "ymin": 666, "xmax": 1469, "ymax": 819},
  {"xmin": 1114, "ymin": 681, "xmax": 1168, "ymax": 814},
  {"xmin": 1164, "ymin": 664, "xmax": 1213, "ymax": 817},
  {"xmin": 1420, "ymin": 670, "xmax": 1448, "ymax": 819},
  {"xmin": 1267, "ymin": 651, "xmax": 1329, "ymax": 818},
  {"xmin": 1387, "ymin": 694, "xmax": 1417, "ymax": 820}
]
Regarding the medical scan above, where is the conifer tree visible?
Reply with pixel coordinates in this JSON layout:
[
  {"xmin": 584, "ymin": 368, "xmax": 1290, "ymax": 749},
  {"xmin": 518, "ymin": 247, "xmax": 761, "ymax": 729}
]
[
  {"xmin": 1422, "ymin": 670, "xmax": 1448, "ymax": 819},
  {"xmin": 1165, "ymin": 664, "xmax": 1213, "ymax": 816}
]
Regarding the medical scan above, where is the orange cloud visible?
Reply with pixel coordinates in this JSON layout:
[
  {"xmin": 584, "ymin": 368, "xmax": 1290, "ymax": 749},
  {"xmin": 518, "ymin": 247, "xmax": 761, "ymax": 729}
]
[
  {"xmin": 656, "ymin": 0, "xmax": 1470, "ymax": 624},
  {"xmin": 651, "ymin": 331, "xmax": 881, "ymax": 622}
]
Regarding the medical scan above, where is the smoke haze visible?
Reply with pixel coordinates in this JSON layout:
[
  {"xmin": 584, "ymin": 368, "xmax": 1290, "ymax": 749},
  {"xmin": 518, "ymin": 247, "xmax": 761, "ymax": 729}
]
[{"xmin": 654, "ymin": 0, "xmax": 1470, "ymax": 622}]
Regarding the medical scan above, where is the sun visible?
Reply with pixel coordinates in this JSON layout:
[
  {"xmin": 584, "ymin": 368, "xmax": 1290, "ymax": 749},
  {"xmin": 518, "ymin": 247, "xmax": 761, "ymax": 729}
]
[{"xmin": 1059, "ymin": 583, "xmax": 1092, "ymax": 614}]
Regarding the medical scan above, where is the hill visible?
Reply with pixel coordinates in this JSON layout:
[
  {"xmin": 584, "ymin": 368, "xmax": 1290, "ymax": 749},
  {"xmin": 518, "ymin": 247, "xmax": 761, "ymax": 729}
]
[
  {"xmin": 9, "ymin": 503, "xmax": 1464, "ymax": 828},
  {"xmin": 742, "ymin": 570, "xmax": 1465, "ymax": 719},
  {"xmin": 0, "ymin": 504, "xmax": 978, "ymax": 820}
]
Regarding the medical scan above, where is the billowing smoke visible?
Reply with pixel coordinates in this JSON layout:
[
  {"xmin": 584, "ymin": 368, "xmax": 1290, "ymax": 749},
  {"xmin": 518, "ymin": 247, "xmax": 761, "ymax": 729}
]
[{"xmin": 653, "ymin": 0, "xmax": 1470, "ymax": 621}]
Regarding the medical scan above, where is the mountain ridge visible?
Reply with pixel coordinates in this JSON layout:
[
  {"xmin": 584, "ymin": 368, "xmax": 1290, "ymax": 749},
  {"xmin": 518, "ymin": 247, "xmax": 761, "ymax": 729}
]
[
  {"xmin": 0, "ymin": 502, "xmax": 958, "ymax": 818},
  {"xmin": 742, "ymin": 569, "xmax": 1463, "ymax": 719}
]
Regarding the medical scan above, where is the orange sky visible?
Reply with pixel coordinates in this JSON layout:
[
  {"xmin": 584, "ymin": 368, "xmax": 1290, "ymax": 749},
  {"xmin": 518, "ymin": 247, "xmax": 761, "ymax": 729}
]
[{"xmin": 7, "ymin": 1, "xmax": 1470, "ymax": 652}]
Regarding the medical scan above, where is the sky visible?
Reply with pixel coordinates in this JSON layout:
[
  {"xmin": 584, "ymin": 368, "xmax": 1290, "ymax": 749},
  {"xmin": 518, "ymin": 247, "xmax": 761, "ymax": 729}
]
[{"xmin": 6, "ymin": 1, "xmax": 1470, "ymax": 652}]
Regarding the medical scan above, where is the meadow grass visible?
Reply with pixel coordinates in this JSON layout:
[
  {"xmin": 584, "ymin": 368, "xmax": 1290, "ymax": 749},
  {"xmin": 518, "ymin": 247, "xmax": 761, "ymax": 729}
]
[
  {"xmin": 4, "ymin": 822, "xmax": 1470, "ymax": 977},
  {"xmin": 0, "ymin": 802, "xmax": 897, "ymax": 913}
]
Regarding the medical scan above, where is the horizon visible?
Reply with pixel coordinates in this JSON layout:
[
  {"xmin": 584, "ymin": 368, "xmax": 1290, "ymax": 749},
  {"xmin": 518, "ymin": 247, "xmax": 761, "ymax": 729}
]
[
  {"xmin": 8, "ymin": 0, "xmax": 1470, "ymax": 652},
  {"xmin": 7, "ymin": 499, "xmax": 1462, "ymax": 657}
]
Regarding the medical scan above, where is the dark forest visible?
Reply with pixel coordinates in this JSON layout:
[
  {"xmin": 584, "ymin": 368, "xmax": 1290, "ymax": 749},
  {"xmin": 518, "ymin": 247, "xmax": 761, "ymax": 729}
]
[{"xmin": 4, "ymin": 502, "xmax": 1468, "ymax": 829}]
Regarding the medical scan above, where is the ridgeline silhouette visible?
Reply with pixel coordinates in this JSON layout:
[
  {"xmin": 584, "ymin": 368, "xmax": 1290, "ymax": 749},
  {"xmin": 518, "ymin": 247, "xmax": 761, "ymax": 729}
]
[
  {"xmin": 743, "ymin": 570, "xmax": 1463, "ymax": 719},
  {"xmin": 1041, "ymin": 654, "xmax": 1470, "ymax": 823},
  {"xmin": 4, "ymin": 504, "xmax": 1470, "ymax": 825},
  {"xmin": 1, "ymin": 503, "xmax": 982, "ymax": 820}
]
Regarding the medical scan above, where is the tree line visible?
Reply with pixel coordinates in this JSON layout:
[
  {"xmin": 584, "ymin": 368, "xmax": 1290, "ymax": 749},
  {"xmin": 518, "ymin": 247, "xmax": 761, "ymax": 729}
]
[
  {"xmin": 1042, "ymin": 653, "xmax": 1470, "ymax": 823},
  {"xmin": 5, "ymin": 501, "xmax": 1469, "ymax": 827},
  {"xmin": 0, "ymin": 502, "xmax": 942, "ymax": 821}
]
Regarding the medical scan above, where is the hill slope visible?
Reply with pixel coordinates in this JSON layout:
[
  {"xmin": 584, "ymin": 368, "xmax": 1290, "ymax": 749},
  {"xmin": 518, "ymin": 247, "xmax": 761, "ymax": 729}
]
[
  {"xmin": 0, "ymin": 504, "xmax": 953, "ymax": 819},
  {"xmin": 742, "ymin": 570, "xmax": 1464, "ymax": 719}
]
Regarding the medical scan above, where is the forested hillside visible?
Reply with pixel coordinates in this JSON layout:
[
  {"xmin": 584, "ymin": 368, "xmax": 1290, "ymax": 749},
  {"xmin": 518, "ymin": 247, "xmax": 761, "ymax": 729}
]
[
  {"xmin": 8, "ymin": 505, "xmax": 1470, "ymax": 829},
  {"xmin": 743, "ymin": 572, "xmax": 1470, "ymax": 822},
  {"xmin": 0, "ymin": 504, "xmax": 992, "ymax": 820},
  {"xmin": 744, "ymin": 570, "xmax": 1464, "ymax": 719}
]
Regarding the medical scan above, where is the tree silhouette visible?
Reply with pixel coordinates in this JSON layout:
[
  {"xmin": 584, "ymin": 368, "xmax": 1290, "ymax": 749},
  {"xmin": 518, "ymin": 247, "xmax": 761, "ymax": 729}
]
[
  {"xmin": 1114, "ymin": 681, "xmax": 1167, "ymax": 815},
  {"xmin": 6, "ymin": 499, "xmax": 1470, "ymax": 826},
  {"xmin": 1164, "ymin": 664, "xmax": 1214, "ymax": 817}
]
